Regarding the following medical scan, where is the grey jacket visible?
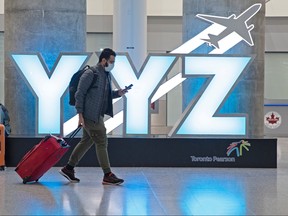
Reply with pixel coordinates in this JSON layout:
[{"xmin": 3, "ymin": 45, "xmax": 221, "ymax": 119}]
[{"xmin": 75, "ymin": 63, "xmax": 120, "ymax": 123}]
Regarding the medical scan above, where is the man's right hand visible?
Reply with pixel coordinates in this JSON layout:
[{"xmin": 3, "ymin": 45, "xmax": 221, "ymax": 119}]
[{"xmin": 78, "ymin": 113, "xmax": 85, "ymax": 127}]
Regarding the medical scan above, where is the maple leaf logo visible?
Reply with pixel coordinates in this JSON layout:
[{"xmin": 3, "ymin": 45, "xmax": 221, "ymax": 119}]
[
  {"xmin": 264, "ymin": 111, "xmax": 281, "ymax": 129},
  {"xmin": 266, "ymin": 113, "xmax": 280, "ymax": 124}
]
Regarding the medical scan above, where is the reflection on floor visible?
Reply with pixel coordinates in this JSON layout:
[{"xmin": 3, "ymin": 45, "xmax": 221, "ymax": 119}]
[{"xmin": 0, "ymin": 138, "xmax": 288, "ymax": 215}]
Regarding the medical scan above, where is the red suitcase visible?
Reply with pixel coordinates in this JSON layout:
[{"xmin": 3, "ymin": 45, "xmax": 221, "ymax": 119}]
[{"xmin": 15, "ymin": 127, "xmax": 80, "ymax": 184}]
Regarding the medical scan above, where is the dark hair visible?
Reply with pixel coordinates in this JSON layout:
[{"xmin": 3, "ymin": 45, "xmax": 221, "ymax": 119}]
[{"xmin": 98, "ymin": 48, "xmax": 116, "ymax": 63}]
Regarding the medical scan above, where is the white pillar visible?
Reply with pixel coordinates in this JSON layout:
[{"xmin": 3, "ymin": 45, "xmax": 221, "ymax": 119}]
[{"xmin": 113, "ymin": 0, "xmax": 147, "ymax": 71}]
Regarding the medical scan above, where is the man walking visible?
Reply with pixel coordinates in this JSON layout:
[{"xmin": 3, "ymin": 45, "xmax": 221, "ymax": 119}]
[{"xmin": 60, "ymin": 48, "xmax": 127, "ymax": 185}]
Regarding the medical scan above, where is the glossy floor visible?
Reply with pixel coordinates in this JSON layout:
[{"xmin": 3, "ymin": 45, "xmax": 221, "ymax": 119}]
[{"xmin": 0, "ymin": 138, "xmax": 288, "ymax": 215}]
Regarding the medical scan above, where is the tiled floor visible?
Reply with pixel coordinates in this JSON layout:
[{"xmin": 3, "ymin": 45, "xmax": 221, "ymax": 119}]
[{"xmin": 0, "ymin": 138, "xmax": 288, "ymax": 215}]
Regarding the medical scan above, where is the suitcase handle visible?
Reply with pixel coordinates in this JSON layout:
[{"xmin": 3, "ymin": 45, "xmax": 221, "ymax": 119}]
[{"xmin": 65, "ymin": 125, "xmax": 82, "ymax": 145}]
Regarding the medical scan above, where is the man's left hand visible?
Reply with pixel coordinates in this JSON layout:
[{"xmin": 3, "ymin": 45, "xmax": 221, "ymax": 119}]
[{"xmin": 118, "ymin": 89, "xmax": 128, "ymax": 96}]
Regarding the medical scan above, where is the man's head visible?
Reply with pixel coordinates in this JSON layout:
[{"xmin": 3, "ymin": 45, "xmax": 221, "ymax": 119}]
[{"xmin": 98, "ymin": 48, "xmax": 116, "ymax": 72}]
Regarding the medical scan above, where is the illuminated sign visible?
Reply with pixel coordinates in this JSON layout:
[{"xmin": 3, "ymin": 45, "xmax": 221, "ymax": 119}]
[
  {"xmin": 10, "ymin": 3, "xmax": 262, "ymax": 137},
  {"xmin": 11, "ymin": 53, "xmax": 91, "ymax": 134},
  {"xmin": 11, "ymin": 53, "xmax": 252, "ymax": 136},
  {"xmin": 169, "ymin": 56, "xmax": 252, "ymax": 136}
]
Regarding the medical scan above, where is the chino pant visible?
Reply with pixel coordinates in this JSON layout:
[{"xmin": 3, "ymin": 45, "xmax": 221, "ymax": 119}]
[{"xmin": 68, "ymin": 116, "xmax": 111, "ymax": 174}]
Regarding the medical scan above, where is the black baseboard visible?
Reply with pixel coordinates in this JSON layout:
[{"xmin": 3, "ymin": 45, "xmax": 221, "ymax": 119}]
[{"xmin": 5, "ymin": 137, "xmax": 277, "ymax": 168}]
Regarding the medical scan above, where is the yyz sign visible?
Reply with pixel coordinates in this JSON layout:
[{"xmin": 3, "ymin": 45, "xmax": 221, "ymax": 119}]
[{"xmin": 11, "ymin": 3, "xmax": 261, "ymax": 137}]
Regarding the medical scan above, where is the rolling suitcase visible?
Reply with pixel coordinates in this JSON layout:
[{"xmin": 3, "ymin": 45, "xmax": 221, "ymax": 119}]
[{"xmin": 15, "ymin": 127, "xmax": 81, "ymax": 184}]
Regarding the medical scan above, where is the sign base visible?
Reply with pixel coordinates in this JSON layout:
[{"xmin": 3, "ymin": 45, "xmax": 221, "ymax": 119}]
[{"xmin": 6, "ymin": 137, "xmax": 277, "ymax": 168}]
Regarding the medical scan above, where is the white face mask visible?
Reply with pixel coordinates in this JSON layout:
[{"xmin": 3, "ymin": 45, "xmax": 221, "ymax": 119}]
[{"xmin": 105, "ymin": 62, "xmax": 114, "ymax": 72}]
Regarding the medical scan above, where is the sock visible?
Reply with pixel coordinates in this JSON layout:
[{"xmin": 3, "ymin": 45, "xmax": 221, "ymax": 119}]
[
  {"xmin": 105, "ymin": 172, "xmax": 112, "ymax": 177},
  {"xmin": 65, "ymin": 164, "xmax": 74, "ymax": 171}
]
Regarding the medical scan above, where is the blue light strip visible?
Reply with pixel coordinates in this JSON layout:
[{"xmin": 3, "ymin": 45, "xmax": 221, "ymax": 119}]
[{"xmin": 264, "ymin": 104, "xmax": 288, "ymax": 106}]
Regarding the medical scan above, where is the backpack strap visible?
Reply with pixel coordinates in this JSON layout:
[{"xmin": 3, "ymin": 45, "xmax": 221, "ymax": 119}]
[
  {"xmin": 88, "ymin": 67, "xmax": 98, "ymax": 90},
  {"xmin": 83, "ymin": 65, "xmax": 90, "ymax": 70}
]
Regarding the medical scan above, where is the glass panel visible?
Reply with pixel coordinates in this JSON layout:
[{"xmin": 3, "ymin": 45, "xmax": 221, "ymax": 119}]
[{"xmin": 265, "ymin": 52, "xmax": 288, "ymax": 100}]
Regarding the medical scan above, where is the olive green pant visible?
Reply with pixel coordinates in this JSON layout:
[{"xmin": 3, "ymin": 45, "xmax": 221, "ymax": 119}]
[{"xmin": 68, "ymin": 117, "xmax": 111, "ymax": 174}]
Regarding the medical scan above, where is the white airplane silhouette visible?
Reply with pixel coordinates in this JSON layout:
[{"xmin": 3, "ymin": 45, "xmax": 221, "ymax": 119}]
[{"xmin": 196, "ymin": 3, "xmax": 262, "ymax": 49}]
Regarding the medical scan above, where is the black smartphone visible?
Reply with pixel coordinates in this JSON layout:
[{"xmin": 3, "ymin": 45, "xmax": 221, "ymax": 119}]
[{"xmin": 124, "ymin": 84, "xmax": 133, "ymax": 90}]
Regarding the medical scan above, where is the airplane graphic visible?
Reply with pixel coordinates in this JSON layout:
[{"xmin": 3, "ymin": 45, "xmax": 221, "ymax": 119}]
[{"xmin": 196, "ymin": 3, "xmax": 262, "ymax": 49}]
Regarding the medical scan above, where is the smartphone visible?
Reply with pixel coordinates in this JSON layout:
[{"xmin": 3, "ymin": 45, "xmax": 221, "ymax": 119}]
[{"xmin": 124, "ymin": 84, "xmax": 133, "ymax": 90}]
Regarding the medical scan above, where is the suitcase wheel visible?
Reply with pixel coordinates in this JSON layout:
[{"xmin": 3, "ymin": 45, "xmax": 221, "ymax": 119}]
[{"xmin": 23, "ymin": 176, "xmax": 30, "ymax": 184}]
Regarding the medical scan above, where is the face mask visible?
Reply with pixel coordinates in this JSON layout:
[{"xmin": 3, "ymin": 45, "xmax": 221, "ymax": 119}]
[{"xmin": 105, "ymin": 62, "xmax": 114, "ymax": 72}]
